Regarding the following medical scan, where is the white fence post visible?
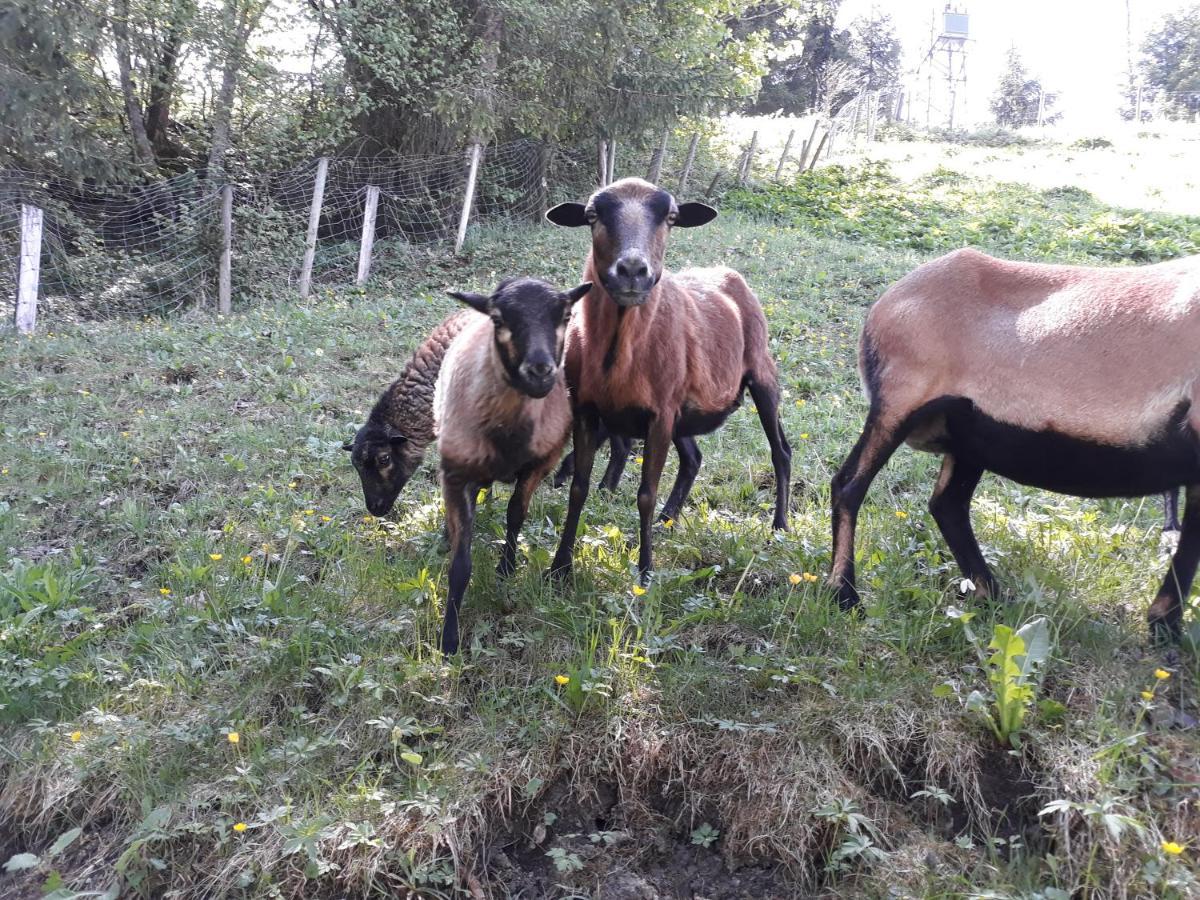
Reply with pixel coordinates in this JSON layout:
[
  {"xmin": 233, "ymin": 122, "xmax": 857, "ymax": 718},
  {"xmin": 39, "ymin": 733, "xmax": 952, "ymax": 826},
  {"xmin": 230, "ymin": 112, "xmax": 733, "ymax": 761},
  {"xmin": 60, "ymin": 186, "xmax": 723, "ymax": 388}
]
[
  {"xmin": 454, "ymin": 142, "xmax": 483, "ymax": 255},
  {"xmin": 774, "ymin": 129, "xmax": 795, "ymax": 181},
  {"xmin": 218, "ymin": 184, "xmax": 232, "ymax": 315},
  {"xmin": 298, "ymin": 156, "xmax": 328, "ymax": 299},
  {"xmin": 15, "ymin": 204, "xmax": 42, "ymax": 334},
  {"xmin": 357, "ymin": 185, "xmax": 381, "ymax": 284}
]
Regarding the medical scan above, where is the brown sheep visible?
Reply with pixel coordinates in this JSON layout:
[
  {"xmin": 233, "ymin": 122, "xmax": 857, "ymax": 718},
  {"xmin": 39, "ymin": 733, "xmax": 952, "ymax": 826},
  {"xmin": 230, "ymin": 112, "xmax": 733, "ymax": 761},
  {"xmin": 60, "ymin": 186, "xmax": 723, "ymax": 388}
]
[
  {"xmin": 545, "ymin": 177, "xmax": 791, "ymax": 582},
  {"xmin": 829, "ymin": 247, "xmax": 1200, "ymax": 639},
  {"xmin": 434, "ymin": 276, "xmax": 591, "ymax": 653}
]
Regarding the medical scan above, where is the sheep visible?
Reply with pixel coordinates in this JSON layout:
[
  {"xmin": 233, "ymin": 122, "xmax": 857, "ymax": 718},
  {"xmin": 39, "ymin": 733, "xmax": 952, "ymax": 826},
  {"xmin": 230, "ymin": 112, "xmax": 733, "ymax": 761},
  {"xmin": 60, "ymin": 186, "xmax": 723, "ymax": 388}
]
[
  {"xmin": 544, "ymin": 177, "xmax": 792, "ymax": 582},
  {"xmin": 344, "ymin": 310, "xmax": 473, "ymax": 516},
  {"xmin": 346, "ymin": 312, "xmax": 631, "ymax": 516},
  {"xmin": 434, "ymin": 276, "xmax": 592, "ymax": 654},
  {"xmin": 828, "ymin": 246, "xmax": 1200, "ymax": 640},
  {"xmin": 552, "ymin": 423, "xmax": 634, "ymax": 490}
]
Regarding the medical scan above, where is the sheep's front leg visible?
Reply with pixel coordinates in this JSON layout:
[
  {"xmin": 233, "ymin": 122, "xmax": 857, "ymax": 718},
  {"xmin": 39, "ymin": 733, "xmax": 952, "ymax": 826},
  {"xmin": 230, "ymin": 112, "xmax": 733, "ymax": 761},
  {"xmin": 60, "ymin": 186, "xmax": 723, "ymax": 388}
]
[
  {"xmin": 499, "ymin": 456, "xmax": 556, "ymax": 578},
  {"xmin": 550, "ymin": 410, "xmax": 600, "ymax": 580},
  {"xmin": 441, "ymin": 473, "xmax": 476, "ymax": 655},
  {"xmin": 635, "ymin": 419, "xmax": 673, "ymax": 582}
]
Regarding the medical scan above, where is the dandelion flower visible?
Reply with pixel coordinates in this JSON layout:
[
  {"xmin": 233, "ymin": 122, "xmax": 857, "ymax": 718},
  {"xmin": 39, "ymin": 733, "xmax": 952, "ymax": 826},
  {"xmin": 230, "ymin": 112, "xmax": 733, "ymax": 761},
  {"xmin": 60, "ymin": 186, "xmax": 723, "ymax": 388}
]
[
  {"xmin": 800, "ymin": 433, "xmax": 810, "ymax": 440},
  {"xmin": 803, "ymin": 572, "xmax": 819, "ymax": 583},
  {"xmin": 233, "ymin": 822, "xmax": 248, "ymax": 833},
  {"xmin": 321, "ymin": 515, "xmax": 331, "ymax": 523},
  {"xmin": 662, "ymin": 518, "xmax": 674, "ymax": 528},
  {"xmin": 635, "ymin": 456, "xmax": 644, "ymax": 465},
  {"xmin": 1155, "ymin": 668, "xmax": 1171, "ymax": 681},
  {"xmin": 789, "ymin": 573, "xmax": 802, "ymax": 586},
  {"xmin": 209, "ymin": 553, "xmax": 223, "ymax": 561},
  {"xmin": 1162, "ymin": 841, "xmax": 1185, "ymax": 856},
  {"xmin": 555, "ymin": 675, "xmax": 570, "ymax": 686},
  {"xmin": 288, "ymin": 481, "xmax": 298, "ymax": 489},
  {"xmin": 242, "ymin": 555, "xmax": 252, "ymax": 565},
  {"xmin": 895, "ymin": 510, "xmax": 908, "ymax": 519},
  {"xmin": 159, "ymin": 587, "xmax": 171, "ymax": 596},
  {"xmin": 632, "ymin": 585, "xmax": 647, "ymax": 596},
  {"xmin": 69, "ymin": 730, "xmax": 82, "ymax": 742},
  {"xmin": 227, "ymin": 732, "xmax": 240, "ymax": 745},
  {"xmin": 1, "ymin": 468, "xmax": 8, "ymax": 476},
  {"xmin": 303, "ymin": 509, "xmax": 314, "ymax": 516},
  {"xmin": 120, "ymin": 431, "xmax": 130, "ymax": 438},
  {"xmin": 1141, "ymin": 690, "xmax": 1154, "ymax": 701}
]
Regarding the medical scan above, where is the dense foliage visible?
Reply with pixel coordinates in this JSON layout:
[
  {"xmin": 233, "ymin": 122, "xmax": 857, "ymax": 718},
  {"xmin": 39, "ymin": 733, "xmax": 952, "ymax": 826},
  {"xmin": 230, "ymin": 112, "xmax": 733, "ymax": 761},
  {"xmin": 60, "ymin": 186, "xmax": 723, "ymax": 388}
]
[
  {"xmin": 1140, "ymin": 3, "xmax": 1200, "ymax": 120},
  {"xmin": 989, "ymin": 47, "xmax": 1058, "ymax": 129}
]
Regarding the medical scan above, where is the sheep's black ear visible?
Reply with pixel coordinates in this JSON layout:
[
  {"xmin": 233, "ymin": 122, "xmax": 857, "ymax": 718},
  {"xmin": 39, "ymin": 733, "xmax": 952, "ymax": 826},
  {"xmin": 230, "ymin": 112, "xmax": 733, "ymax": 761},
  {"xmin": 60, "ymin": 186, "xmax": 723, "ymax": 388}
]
[
  {"xmin": 342, "ymin": 441, "xmax": 353, "ymax": 452},
  {"xmin": 545, "ymin": 202, "xmax": 589, "ymax": 227},
  {"xmin": 565, "ymin": 282, "xmax": 592, "ymax": 304},
  {"xmin": 447, "ymin": 290, "xmax": 491, "ymax": 314},
  {"xmin": 674, "ymin": 202, "xmax": 718, "ymax": 228}
]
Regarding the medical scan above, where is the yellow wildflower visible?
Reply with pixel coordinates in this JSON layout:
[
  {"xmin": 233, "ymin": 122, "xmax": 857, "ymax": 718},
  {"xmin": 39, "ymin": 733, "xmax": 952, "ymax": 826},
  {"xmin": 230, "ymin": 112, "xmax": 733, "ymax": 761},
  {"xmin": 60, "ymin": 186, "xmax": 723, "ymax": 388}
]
[
  {"xmin": 132, "ymin": 456, "xmax": 140, "ymax": 465},
  {"xmin": 895, "ymin": 510, "xmax": 908, "ymax": 519},
  {"xmin": 321, "ymin": 515, "xmax": 331, "ymax": 523},
  {"xmin": 303, "ymin": 509, "xmax": 314, "ymax": 516},
  {"xmin": 789, "ymin": 573, "xmax": 802, "ymax": 586},
  {"xmin": 800, "ymin": 433, "xmax": 810, "ymax": 440},
  {"xmin": 288, "ymin": 481, "xmax": 298, "ymax": 489},
  {"xmin": 555, "ymin": 675, "xmax": 570, "ymax": 686},
  {"xmin": 1141, "ymin": 690, "xmax": 1154, "ymax": 701},
  {"xmin": 1162, "ymin": 841, "xmax": 1185, "ymax": 856},
  {"xmin": 242, "ymin": 555, "xmax": 253, "ymax": 565},
  {"xmin": 803, "ymin": 572, "xmax": 819, "ymax": 583},
  {"xmin": 1, "ymin": 468, "xmax": 7, "ymax": 476},
  {"xmin": 69, "ymin": 730, "xmax": 82, "ymax": 742},
  {"xmin": 233, "ymin": 822, "xmax": 248, "ymax": 833},
  {"xmin": 632, "ymin": 585, "xmax": 647, "ymax": 596},
  {"xmin": 363, "ymin": 515, "xmax": 374, "ymax": 523},
  {"xmin": 120, "ymin": 431, "xmax": 130, "ymax": 438},
  {"xmin": 635, "ymin": 456, "xmax": 644, "ymax": 465},
  {"xmin": 662, "ymin": 518, "xmax": 674, "ymax": 528},
  {"xmin": 209, "ymin": 553, "xmax": 223, "ymax": 561},
  {"xmin": 37, "ymin": 431, "xmax": 47, "ymax": 437},
  {"xmin": 227, "ymin": 732, "xmax": 240, "ymax": 744},
  {"xmin": 1155, "ymin": 668, "xmax": 1171, "ymax": 681},
  {"xmin": 159, "ymin": 587, "xmax": 171, "ymax": 596}
]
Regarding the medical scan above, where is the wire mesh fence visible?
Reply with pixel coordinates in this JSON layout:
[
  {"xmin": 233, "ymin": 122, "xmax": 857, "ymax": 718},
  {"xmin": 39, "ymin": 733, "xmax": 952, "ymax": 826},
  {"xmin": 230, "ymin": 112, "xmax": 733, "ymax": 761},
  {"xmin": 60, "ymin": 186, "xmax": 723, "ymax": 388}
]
[{"xmin": 0, "ymin": 137, "xmax": 618, "ymax": 328}]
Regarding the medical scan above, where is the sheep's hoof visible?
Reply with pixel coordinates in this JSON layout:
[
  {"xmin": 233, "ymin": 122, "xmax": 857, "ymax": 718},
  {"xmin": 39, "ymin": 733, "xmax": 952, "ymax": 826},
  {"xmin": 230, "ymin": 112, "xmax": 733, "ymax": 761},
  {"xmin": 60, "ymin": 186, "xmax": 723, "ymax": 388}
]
[
  {"xmin": 546, "ymin": 562, "xmax": 572, "ymax": 587},
  {"xmin": 830, "ymin": 581, "xmax": 860, "ymax": 612},
  {"xmin": 1148, "ymin": 597, "xmax": 1183, "ymax": 646},
  {"xmin": 497, "ymin": 557, "xmax": 516, "ymax": 579}
]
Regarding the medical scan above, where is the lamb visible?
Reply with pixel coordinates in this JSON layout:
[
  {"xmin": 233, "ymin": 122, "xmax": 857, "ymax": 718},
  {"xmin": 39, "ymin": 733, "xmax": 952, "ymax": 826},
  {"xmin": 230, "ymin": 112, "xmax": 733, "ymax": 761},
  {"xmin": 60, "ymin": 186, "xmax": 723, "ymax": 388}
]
[
  {"xmin": 433, "ymin": 276, "xmax": 591, "ymax": 654},
  {"xmin": 345, "ymin": 310, "xmax": 473, "ymax": 516},
  {"xmin": 347, "ymin": 312, "xmax": 630, "ymax": 516},
  {"xmin": 828, "ymin": 247, "xmax": 1200, "ymax": 639},
  {"xmin": 544, "ymin": 177, "xmax": 792, "ymax": 582}
]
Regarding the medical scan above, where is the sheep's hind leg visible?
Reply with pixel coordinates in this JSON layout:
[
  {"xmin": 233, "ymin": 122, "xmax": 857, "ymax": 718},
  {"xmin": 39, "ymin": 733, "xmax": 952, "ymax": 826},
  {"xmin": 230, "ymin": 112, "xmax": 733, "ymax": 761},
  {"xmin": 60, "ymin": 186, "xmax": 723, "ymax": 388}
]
[
  {"xmin": 550, "ymin": 410, "xmax": 600, "ymax": 581},
  {"xmin": 748, "ymin": 380, "xmax": 792, "ymax": 530},
  {"xmin": 1148, "ymin": 484, "xmax": 1200, "ymax": 642},
  {"xmin": 928, "ymin": 454, "xmax": 998, "ymax": 600},
  {"xmin": 598, "ymin": 434, "xmax": 632, "ymax": 492},
  {"xmin": 441, "ymin": 475, "xmax": 477, "ymax": 656},
  {"xmin": 658, "ymin": 436, "xmax": 701, "ymax": 524},
  {"xmin": 499, "ymin": 457, "xmax": 557, "ymax": 578},
  {"xmin": 1164, "ymin": 489, "xmax": 1181, "ymax": 532},
  {"xmin": 828, "ymin": 408, "xmax": 909, "ymax": 611}
]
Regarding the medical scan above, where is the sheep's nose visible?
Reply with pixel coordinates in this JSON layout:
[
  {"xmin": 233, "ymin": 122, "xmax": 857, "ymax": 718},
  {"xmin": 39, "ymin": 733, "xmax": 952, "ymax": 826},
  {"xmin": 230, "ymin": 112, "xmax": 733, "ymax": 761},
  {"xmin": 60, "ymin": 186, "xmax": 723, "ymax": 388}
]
[
  {"xmin": 615, "ymin": 255, "xmax": 650, "ymax": 281},
  {"xmin": 527, "ymin": 361, "xmax": 554, "ymax": 379}
]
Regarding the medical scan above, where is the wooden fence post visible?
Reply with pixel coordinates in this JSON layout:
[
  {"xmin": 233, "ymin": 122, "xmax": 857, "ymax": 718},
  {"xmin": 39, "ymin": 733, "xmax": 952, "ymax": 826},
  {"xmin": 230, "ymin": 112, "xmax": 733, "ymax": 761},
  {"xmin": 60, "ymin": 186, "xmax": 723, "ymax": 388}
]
[
  {"xmin": 647, "ymin": 127, "xmax": 669, "ymax": 184},
  {"xmin": 298, "ymin": 156, "xmax": 328, "ymax": 299},
  {"xmin": 15, "ymin": 203, "xmax": 42, "ymax": 334},
  {"xmin": 678, "ymin": 133, "xmax": 699, "ymax": 195},
  {"xmin": 607, "ymin": 138, "xmax": 617, "ymax": 185},
  {"xmin": 597, "ymin": 138, "xmax": 609, "ymax": 187},
  {"xmin": 774, "ymin": 129, "xmax": 795, "ymax": 181},
  {"xmin": 807, "ymin": 129, "xmax": 829, "ymax": 171},
  {"xmin": 218, "ymin": 184, "xmax": 232, "ymax": 315},
  {"xmin": 737, "ymin": 130, "xmax": 758, "ymax": 187},
  {"xmin": 356, "ymin": 185, "xmax": 380, "ymax": 284},
  {"xmin": 454, "ymin": 142, "xmax": 483, "ymax": 255},
  {"xmin": 797, "ymin": 118, "xmax": 820, "ymax": 171}
]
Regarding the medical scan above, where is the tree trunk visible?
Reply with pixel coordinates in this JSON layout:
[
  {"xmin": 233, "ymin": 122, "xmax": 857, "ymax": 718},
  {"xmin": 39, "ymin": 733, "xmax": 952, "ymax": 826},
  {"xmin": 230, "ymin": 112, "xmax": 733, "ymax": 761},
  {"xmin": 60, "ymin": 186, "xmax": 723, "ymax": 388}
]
[
  {"xmin": 206, "ymin": 0, "xmax": 265, "ymax": 177},
  {"xmin": 113, "ymin": 0, "xmax": 155, "ymax": 166},
  {"xmin": 145, "ymin": 12, "xmax": 187, "ymax": 158}
]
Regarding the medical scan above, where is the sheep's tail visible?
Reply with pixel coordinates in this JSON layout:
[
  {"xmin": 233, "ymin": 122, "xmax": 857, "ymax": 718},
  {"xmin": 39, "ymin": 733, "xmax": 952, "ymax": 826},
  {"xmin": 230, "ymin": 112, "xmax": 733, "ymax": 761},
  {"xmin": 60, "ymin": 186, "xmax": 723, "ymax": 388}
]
[{"xmin": 369, "ymin": 310, "xmax": 474, "ymax": 448}]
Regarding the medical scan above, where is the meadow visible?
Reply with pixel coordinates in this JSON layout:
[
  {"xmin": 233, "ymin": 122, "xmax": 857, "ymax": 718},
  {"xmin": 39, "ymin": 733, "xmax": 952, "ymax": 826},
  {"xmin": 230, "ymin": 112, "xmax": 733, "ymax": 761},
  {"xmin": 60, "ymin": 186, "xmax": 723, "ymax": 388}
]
[{"xmin": 2, "ymin": 146, "xmax": 1200, "ymax": 898}]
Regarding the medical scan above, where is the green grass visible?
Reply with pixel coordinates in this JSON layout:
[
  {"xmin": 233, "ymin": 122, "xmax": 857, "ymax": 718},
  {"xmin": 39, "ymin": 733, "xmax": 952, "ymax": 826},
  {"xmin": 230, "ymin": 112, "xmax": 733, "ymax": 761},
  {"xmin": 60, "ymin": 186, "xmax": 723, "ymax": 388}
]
[{"xmin": 1, "ymin": 164, "xmax": 1199, "ymax": 898}]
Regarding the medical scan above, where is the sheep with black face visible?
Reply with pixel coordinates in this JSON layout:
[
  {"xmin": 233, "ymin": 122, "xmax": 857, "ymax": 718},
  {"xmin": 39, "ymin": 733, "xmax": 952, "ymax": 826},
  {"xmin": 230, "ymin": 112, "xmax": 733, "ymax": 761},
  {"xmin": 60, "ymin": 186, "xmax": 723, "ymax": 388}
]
[{"xmin": 434, "ymin": 276, "xmax": 591, "ymax": 654}]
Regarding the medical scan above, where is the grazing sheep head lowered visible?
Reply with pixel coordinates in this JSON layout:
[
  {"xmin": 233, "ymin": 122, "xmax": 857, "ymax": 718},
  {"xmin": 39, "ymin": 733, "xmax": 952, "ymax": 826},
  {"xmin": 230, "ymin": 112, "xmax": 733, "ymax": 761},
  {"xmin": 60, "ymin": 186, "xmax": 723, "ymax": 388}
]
[{"xmin": 344, "ymin": 421, "xmax": 418, "ymax": 517}]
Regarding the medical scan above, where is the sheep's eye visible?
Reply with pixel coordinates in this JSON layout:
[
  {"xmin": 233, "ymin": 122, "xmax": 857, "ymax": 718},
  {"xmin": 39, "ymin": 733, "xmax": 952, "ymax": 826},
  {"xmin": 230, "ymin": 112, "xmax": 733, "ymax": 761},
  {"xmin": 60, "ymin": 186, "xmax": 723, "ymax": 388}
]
[
  {"xmin": 584, "ymin": 209, "xmax": 598, "ymax": 224},
  {"xmin": 378, "ymin": 453, "xmax": 391, "ymax": 467},
  {"xmin": 666, "ymin": 212, "xmax": 678, "ymax": 226}
]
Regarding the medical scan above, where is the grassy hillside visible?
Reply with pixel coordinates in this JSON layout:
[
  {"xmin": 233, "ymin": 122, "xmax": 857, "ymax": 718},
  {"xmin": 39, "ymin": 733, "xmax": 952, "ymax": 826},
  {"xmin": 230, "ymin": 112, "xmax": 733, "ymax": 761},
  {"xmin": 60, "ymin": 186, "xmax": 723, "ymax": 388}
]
[{"xmin": 1, "ymin": 165, "xmax": 1199, "ymax": 898}]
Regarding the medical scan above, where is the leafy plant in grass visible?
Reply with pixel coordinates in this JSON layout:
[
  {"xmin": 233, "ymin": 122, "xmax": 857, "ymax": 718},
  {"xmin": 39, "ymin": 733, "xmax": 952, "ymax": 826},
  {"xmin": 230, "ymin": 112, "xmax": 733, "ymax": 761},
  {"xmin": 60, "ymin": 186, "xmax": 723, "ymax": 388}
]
[
  {"xmin": 813, "ymin": 798, "xmax": 888, "ymax": 874},
  {"xmin": 943, "ymin": 608, "xmax": 1052, "ymax": 748}
]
